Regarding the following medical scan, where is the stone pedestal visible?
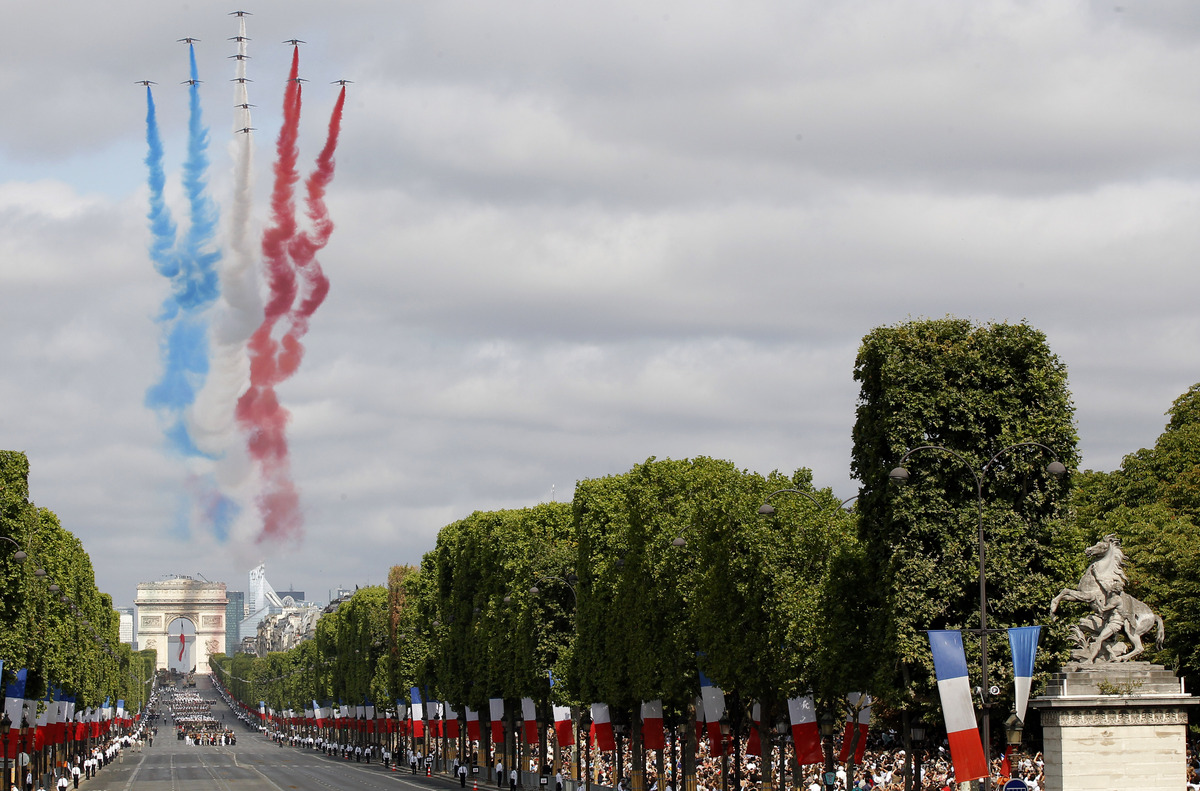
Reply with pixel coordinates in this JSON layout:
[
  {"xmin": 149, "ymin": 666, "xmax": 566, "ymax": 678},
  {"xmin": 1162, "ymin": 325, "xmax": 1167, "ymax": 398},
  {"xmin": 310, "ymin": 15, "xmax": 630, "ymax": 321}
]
[{"xmin": 1030, "ymin": 663, "xmax": 1195, "ymax": 791}]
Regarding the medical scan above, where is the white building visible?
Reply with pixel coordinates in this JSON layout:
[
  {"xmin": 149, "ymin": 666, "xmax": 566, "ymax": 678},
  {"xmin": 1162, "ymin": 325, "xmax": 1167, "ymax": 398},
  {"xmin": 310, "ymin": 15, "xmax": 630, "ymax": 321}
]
[{"xmin": 117, "ymin": 607, "xmax": 136, "ymax": 647}]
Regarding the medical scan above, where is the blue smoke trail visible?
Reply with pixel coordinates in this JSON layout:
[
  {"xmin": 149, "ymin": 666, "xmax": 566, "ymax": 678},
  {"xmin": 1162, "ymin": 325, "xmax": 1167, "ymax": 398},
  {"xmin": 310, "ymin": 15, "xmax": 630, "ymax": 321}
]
[{"xmin": 144, "ymin": 46, "xmax": 223, "ymax": 461}]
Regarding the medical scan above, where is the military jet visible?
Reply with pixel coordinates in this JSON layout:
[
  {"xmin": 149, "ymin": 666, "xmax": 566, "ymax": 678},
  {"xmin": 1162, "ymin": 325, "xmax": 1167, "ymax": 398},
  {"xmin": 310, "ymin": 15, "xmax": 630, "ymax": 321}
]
[
  {"xmin": 177, "ymin": 37, "xmax": 201, "ymax": 43},
  {"xmin": 282, "ymin": 38, "xmax": 306, "ymax": 45},
  {"xmin": 134, "ymin": 80, "xmax": 157, "ymax": 86},
  {"xmin": 235, "ymin": 103, "xmax": 256, "ymax": 109},
  {"xmin": 287, "ymin": 77, "xmax": 309, "ymax": 83},
  {"xmin": 235, "ymin": 127, "xmax": 256, "ymax": 134},
  {"xmin": 228, "ymin": 53, "xmax": 251, "ymax": 60},
  {"xmin": 231, "ymin": 77, "xmax": 253, "ymax": 83},
  {"xmin": 229, "ymin": 35, "xmax": 251, "ymax": 42},
  {"xmin": 331, "ymin": 79, "xmax": 353, "ymax": 86},
  {"xmin": 181, "ymin": 79, "xmax": 203, "ymax": 85},
  {"xmin": 229, "ymin": 10, "xmax": 252, "ymax": 16}
]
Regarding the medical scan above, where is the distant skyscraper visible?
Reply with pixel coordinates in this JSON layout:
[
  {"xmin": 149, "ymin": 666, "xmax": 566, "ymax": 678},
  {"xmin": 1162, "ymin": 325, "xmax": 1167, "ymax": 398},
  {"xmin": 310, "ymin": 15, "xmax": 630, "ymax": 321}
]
[
  {"xmin": 117, "ymin": 607, "xmax": 136, "ymax": 647},
  {"xmin": 226, "ymin": 591, "xmax": 245, "ymax": 655}
]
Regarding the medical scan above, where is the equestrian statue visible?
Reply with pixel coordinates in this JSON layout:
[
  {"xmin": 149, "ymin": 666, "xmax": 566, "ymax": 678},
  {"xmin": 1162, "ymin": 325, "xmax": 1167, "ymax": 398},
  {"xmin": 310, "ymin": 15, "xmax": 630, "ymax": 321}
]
[{"xmin": 1049, "ymin": 533, "xmax": 1164, "ymax": 663}]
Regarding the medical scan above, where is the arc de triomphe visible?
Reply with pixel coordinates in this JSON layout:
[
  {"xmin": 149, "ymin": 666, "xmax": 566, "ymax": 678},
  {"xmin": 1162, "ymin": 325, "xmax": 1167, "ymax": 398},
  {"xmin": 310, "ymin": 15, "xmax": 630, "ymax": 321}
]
[{"xmin": 135, "ymin": 577, "xmax": 228, "ymax": 673}]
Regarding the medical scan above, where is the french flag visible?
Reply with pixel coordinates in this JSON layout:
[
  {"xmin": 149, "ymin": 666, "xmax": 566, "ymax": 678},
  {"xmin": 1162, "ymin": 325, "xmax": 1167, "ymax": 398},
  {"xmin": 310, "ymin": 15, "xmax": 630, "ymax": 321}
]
[
  {"xmin": 787, "ymin": 694, "xmax": 823, "ymax": 765},
  {"xmin": 699, "ymin": 671, "xmax": 725, "ymax": 756},
  {"xmin": 466, "ymin": 706, "xmax": 480, "ymax": 741},
  {"xmin": 445, "ymin": 703, "xmax": 460, "ymax": 739},
  {"xmin": 521, "ymin": 698, "xmax": 538, "ymax": 743},
  {"xmin": 836, "ymin": 693, "xmax": 871, "ymax": 763},
  {"xmin": 1008, "ymin": 626, "xmax": 1040, "ymax": 723},
  {"xmin": 553, "ymin": 705, "xmax": 574, "ymax": 747},
  {"xmin": 641, "ymin": 700, "xmax": 665, "ymax": 750},
  {"xmin": 490, "ymin": 698, "xmax": 505, "ymax": 743},
  {"xmin": 929, "ymin": 630, "xmax": 987, "ymax": 783},
  {"xmin": 410, "ymin": 687, "xmax": 425, "ymax": 738},
  {"xmin": 746, "ymin": 703, "xmax": 761, "ymax": 756},
  {"xmin": 590, "ymin": 703, "xmax": 615, "ymax": 751}
]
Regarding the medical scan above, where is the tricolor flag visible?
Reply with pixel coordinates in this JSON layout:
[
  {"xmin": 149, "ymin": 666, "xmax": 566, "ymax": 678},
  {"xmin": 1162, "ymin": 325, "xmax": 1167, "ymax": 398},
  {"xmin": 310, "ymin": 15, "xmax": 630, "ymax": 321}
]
[
  {"xmin": 466, "ymin": 706, "xmax": 481, "ymax": 742},
  {"xmin": 4, "ymin": 668, "xmax": 27, "ymax": 729},
  {"xmin": 490, "ymin": 698, "xmax": 505, "ymax": 743},
  {"xmin": 445, "ymin": 704, "xmax": 460, "ymax": 738},
  {"xmin": 746, "ymin": 703, "xmax": 761, "ymax": 756},
  {"xmin": 699, "ymin": 671, "xmax": 725, "ymax": 756},
  {"xmin": 836, "ymin": 693, "xmax": 871, "ymax": 763},
  {"xmin": 314, "ymin": 701, "xmax": 327, "ymax": 728},
  {"xmin": 590, "ymin": 703, "xmax": 615, "ymax": 752},
  {"xmin": 787, "ymin": 695, "xmax": 823, "ymax": 765},
  {"xmin": 929, "ymin": 630, "xmax": 987, "ymax": 783},
  {"xmin": 552, "ymin": 705, "xmax": 574, "ymax": 747},
  {"xmin": 410, "ymin": 687, "xmax": 425, "ymax": 738},
  {"xmin": 521, "ymin": 698, "xmax": 538, "ymax": 744},
  {"xmin": 1008, "ymin": 626, "xmax": 1040, "ymax": 723},
  {"xmin": 641, "ymin": 700, "xmax": 665, "ymax": 750}
]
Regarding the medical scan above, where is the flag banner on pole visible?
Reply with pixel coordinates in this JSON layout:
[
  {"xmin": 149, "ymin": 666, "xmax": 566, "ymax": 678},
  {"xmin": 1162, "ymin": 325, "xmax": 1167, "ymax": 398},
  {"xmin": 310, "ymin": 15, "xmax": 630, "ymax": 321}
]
[
  {"xmin": 466, "ymin": 707, "xmax": 481, "ymax": 742},
  {"xmin": 929, "ymin": 630, "xmax": 987, "ymax": 783},
  {"xmin": 490, "ymin": 698, "xmax": 505, "ymax": 743},
  {"xmin": 4, "ymin": 669, "xmax": 27, "ymax": 728},
  {"xmin": 410, "ymin": 687, "xmax": 425, "ymax": 738},
  {"xmin": 787, "ymin": 694, "xmax": 823, "ymax": 765},
  {"xmin": 746, "ymin": 703, "xmax": 761, "ymax": 756},
  {"xmin": 699, "ymin": 671, "xmax": 725, "ymax": 756},
  {"xmin": 836, "ymin": 693, "xmax": 871, "ymax": 763},
  {"xmin": 445, "ymin": 703, "xmax": 460, "ymax": 738},
  {"xmin": 521, "ymin": 698, "xmax": 538, "ymax": 744},
  {"xmin": 590, "ymin": 703, "xmax": 615, "ymax": 752},
  {"xmin": 552, "ymin": 705, "xmax": 574, "ymax": 747},
  {"xmin": 641, "ymin": 700, "xmax": 665, "ymax": 750},
  {"xmin": 1008, "ymin": 626, "xmax": 1041, "ymax": 723}
]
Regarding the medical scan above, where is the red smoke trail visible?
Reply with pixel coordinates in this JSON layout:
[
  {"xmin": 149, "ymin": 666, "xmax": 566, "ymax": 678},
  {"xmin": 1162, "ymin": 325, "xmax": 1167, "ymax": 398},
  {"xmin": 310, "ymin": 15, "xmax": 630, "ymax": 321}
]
[
  {"xmin": 236, "ymin": 47, "xmax": 305, "ymax": 542},
  {"xmin": 278, "ymin": 86, "xmax": 345, "ymax": 379}
]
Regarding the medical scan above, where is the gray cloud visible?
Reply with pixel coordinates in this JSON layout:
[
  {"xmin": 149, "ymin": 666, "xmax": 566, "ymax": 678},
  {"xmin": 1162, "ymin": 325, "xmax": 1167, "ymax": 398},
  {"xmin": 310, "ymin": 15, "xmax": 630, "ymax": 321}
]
[{"xmin": 2, "ymin": 0, "xmax": 1198, "ymax": 607}]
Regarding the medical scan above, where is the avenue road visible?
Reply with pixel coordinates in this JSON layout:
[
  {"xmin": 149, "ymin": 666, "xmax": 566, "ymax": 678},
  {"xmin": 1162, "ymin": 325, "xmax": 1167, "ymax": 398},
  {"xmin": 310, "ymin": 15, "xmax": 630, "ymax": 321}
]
[{"xmin": 85, "ymin": 679, "xmax": 463, "ymax": 791}]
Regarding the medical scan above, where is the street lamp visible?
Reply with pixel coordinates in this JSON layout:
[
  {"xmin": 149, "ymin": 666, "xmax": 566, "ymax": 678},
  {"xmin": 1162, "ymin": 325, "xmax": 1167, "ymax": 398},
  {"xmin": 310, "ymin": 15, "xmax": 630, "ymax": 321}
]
[
  {"xmin": 817, "ymin": 711, "xmax": 837, "ymax": 791},
  {"xmin": 889, "ymin": 441, "xmax": 1066, "ymax": 791},
  {"xmin": 909, "ymin": 723, "xmax": 926, "ymax": 791}
]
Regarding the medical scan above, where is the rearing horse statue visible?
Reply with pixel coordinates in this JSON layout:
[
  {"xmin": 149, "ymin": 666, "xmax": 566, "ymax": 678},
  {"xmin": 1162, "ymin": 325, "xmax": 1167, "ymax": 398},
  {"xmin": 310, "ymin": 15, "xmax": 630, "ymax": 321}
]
[{"xmin": 1050, "ymin": 534, "xmax": 1164, "ymax": 663}]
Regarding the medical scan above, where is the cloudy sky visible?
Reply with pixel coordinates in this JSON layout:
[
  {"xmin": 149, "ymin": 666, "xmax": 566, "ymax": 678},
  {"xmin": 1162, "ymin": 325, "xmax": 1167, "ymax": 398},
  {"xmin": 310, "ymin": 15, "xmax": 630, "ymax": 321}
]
[{"xmin": 3, "ymin": 1, "xmax": 1199, "ymax": 610}]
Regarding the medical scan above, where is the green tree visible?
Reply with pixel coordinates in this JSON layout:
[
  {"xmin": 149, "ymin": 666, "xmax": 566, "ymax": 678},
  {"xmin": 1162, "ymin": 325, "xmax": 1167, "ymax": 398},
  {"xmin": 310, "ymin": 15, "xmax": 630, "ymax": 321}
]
[
  {"xmin": 850, "ymin": 319, "xmax": 1080, "ymax": 740},
  {"xmin": 1071, "ymin": 383, "xmax": 1200, "ymax": 681}
]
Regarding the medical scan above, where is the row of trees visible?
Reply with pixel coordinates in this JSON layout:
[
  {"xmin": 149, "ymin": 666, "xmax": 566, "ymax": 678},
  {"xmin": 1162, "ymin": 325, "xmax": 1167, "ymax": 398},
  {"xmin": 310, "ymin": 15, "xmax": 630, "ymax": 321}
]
[
  {"xmin": 220, "ymin": 320, "xmax": 1159, "ymax": 788},
  {"xmin": 0, "ymin": 451, "xmax": 155, "ymax": 714}
]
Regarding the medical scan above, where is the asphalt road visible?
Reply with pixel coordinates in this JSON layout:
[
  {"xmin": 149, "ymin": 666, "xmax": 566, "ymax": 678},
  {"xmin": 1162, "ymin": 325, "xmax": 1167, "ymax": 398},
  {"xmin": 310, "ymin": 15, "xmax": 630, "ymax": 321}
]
[{"xmin": 83, "ymin": 680, "xmax": 464, "ymax": 791}]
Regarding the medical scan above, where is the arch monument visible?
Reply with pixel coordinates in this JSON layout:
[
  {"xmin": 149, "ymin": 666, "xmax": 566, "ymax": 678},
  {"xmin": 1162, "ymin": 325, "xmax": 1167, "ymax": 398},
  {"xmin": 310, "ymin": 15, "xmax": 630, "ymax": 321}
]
[{"xmin": 135, "ymin": 577, "xmax": 228, "ymax": 674}]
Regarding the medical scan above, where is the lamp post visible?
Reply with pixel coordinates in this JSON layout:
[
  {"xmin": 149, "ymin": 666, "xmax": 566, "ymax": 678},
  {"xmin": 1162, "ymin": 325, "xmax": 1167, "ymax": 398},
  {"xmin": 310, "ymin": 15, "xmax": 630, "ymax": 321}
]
[
  {"xmin": 909, "ymin": 723, "xmax": 925, "ymax": 791},
  {"xmin": 1, "ymin": 712, "xmax": 9, "ymax": 790},
  {"xmin": 889, "ymin": 442, "xmax": 1066, "ymax": 791},
  {"xmin": 817, "ymin": 711, "xmax": 836, "ymax": 791}
]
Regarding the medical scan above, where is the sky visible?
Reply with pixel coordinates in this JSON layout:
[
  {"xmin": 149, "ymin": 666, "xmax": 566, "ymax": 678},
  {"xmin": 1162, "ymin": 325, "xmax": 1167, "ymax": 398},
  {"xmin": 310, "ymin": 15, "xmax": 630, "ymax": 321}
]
[{"xmin": 3, "ymin": 0, "xmax": 1200, "ymax": 610}]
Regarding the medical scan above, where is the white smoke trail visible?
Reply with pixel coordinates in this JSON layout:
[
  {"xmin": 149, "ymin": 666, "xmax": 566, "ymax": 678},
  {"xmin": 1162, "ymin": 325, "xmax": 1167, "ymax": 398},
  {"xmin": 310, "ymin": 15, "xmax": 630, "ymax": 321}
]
[{"xmin": 190, "ymin": 16, "xmax": 262, "ymax": 541}]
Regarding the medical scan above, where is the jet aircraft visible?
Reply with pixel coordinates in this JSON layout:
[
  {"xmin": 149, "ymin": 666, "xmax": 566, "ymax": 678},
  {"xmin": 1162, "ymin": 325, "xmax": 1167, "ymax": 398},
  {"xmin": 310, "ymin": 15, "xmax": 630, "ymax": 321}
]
[
  {"xmin": 228, "ymin": 54, "xmax": 251, "ymax": 60},
  {"xmin": 235, "ymin": 103, "xmax": 257, "ymax": 109},
  {"xmin": 181, "ymin": 79, "xmax": 202, "ymax": 85},
  {"xmin": 177, "ymin": 37, "xmax": 200, "ymax": 43},
  {"xmin": 235, "ymin": 127, "xmax": 256, "ymax": 134},
  {"xmin": 229, "ymin": 10, "xmax": 252, "ymax": 16},
  {"xmin": 134, "ymin": 80, "xmax": 157, "ymax": 86},
  {"xmin": 331, "ymin": 79, "xmax": 354, "ymax": 85},
  {"xmin": 229, "ymin": 35, "xmax": 251, "ymax": 42},
  {"xmin": 282, "ymin": 38, "xmax": 306, "ymax": 45}
]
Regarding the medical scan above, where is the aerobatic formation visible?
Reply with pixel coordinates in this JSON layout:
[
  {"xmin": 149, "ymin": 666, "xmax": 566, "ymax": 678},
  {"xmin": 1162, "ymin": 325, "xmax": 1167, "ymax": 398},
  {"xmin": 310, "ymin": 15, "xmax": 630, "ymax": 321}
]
[{"xmin": 140, "ymin": 12, "xmax": 347, "ymax": 546}]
